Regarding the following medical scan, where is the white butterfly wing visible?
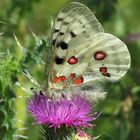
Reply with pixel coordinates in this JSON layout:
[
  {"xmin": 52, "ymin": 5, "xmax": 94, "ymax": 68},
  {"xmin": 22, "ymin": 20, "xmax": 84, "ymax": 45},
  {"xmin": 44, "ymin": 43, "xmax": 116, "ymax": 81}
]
[
  {"xmin": 87, "ymin": 33, "xmax": 130, "ymax": 82},
  {"xmin": 50, "ymin": 2, "xmax": 103, "ymax": 66},
  {"xmin": 48, "ymin": 2, "xmax": 130, "ymax": 91},
  {"xmin": 59, "ymin": 32, "xmax": 130, "ymax": 81}
]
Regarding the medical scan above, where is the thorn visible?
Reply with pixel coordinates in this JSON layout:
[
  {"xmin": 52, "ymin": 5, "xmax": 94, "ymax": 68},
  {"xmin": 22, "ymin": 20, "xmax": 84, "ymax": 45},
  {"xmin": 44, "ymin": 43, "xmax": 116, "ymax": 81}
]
[
  {"xmin": 93, "ymin": 135, "xmax": 101, "ymax": 140},
  {"xmin": 16, "ymin": 95, "xmax": 30, "ymax": 99},
  {"xmin": 14, "ymin": 34, "xmax": 26, "ymax": 55},
  {"xmin": 14, "ymin": 34, "xmax": 23, "ymax": 48},
  {"xmin": 29, "ymin": 26, "xmax": 44, "ymax": 47},
  {"xmin": 14, "ymin": 134, "xmax": 28, "ymax": 139},
  {"xmin": 17, "ymin": 127, "xmax": 28, "ymax": 131},
  {"xmin": 15, "ymin": 119, "xmax": 26, "ymax": 123},
  {"xmin": 22, "ymin": 69, "xmax": 40, "ymax": 87},
  {"xmin": 29, "ymin": 26, "xmax": 37, "ymax": 39}
]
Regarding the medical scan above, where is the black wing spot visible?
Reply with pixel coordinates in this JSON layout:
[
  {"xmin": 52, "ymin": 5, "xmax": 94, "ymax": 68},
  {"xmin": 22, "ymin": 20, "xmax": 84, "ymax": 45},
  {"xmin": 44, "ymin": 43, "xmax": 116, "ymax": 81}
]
[
  {"xmin": 55, "ymin": 56, "xmax": 64, "ymax": 64},
  {"xmin": 30, "ymin": 87, "xmax": 34, "ymax": 90},
  {"xmin": 70, "ymin": 31, "xmax": 77, "ymax": 38},
  {"xmin": 60, "ymin": 41, "xmax": 68, "ymax": 50},
  {"xmin": 60, "ymin": 32, "xmax": 64, "ymax": 35},
  {"xmin": 57, "ymin": 17, "xmax": 63, "ymax": 21},
  {"xmin": 53, "ymin": 29, "xmax": 59, "ymax": 33}
]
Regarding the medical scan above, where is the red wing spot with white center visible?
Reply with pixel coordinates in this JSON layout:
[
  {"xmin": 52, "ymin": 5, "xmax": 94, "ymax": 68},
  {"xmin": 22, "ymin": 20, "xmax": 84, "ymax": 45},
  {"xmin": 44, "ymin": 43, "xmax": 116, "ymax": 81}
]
[
  {"xmin": 94, "ymin": 51, "xmax": 107, "ymax": 60},
  {"xmin": 100, "ymin": 67, "xmax": 107, "ymax": 73},
  {"xmin": 100, "ymin": 67, "xmax": 110, "ymax": 77},
  {"xmin": 73, "ymin": 77, "xmax": 84, "ymax": 85},
  {"xmin": 67, "ymin": 56, "xmax": 78, "ymax": 65}
]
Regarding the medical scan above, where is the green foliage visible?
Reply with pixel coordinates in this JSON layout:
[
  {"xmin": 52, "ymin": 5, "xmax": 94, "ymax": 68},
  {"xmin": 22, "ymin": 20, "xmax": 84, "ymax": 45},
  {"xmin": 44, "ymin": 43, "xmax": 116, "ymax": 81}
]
[
  {"xmin": 80, "ymin": 0, "xmax": 118, "ymax": 22},
  {"xmin": 0, "ymin": 56, "xmax": 20, "ymax": 93},
  {"xmin": 0, "ymin": 56, "xmax": 21, "ymax": 140}
]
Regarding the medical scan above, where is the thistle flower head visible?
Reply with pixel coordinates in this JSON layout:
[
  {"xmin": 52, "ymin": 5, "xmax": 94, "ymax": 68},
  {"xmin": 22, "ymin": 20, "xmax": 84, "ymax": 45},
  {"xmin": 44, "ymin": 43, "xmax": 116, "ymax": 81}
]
[{"xmin": 28, "ymin": 92, "xmax": 97, "ymax": 129}]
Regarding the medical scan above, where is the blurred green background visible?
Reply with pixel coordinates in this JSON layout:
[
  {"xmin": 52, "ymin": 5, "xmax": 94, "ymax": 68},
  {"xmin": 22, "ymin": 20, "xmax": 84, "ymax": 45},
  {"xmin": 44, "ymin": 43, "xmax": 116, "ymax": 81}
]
[{"xmin": 0, "ymin": 0, "xmax": 140, "ymax": 140}]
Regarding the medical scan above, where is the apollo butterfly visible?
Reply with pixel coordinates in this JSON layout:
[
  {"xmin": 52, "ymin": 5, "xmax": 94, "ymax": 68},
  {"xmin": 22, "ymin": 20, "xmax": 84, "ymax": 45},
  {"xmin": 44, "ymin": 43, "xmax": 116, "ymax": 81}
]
[{"xmin": 45, "ymin": 2, "xmax": 131, "ymax": 100}]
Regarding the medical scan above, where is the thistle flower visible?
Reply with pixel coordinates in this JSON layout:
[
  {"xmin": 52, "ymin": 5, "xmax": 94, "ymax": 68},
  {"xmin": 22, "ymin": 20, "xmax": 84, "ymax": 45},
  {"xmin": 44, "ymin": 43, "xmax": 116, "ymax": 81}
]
[{"xmin": 28, "ymin": 92, "xmax": 98, "ymax": 129}]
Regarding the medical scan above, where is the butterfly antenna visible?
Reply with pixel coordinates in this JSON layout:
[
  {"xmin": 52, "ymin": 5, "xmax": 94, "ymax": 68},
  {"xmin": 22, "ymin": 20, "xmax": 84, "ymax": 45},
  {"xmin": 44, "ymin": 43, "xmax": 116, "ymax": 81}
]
[
  {"xmin": 29, "ymin": 26, "xmax": 38, "ymax": 40},
  {"xmin": 29, "ymin": 26, "xmax": 42, "ymax": 45},
  {"xmin": 14, "ymin": 33, "xmax": 26, "ymax": 50},
  {"xmin": 22, "ymin": 69, "xmax": 40, "ymax": 88},
  {"xmin": 29, "ymin": 26, "xmax": 36, "ymax": 36},
  {"xmin": 14, "ymin": 34, "xmax": 22, "ymax": 47}
]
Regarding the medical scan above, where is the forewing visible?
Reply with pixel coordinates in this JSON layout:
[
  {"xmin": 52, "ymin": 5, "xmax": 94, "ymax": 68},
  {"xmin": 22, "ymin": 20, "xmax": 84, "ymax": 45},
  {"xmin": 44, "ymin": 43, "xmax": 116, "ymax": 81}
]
[{"xmin": 49, "ymin": 2, "xmax": 104, "ymax": 89}]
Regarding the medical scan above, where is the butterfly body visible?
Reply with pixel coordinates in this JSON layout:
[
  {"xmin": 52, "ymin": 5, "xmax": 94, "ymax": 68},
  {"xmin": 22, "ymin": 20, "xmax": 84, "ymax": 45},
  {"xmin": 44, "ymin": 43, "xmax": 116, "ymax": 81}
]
[{"xmin": 46, "ymin": 2, "xmax": 130, "ymax": 99}]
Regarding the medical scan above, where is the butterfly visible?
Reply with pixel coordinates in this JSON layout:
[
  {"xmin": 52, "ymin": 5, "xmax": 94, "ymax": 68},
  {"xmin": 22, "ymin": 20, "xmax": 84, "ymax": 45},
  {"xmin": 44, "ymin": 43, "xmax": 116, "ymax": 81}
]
[{"xmin": 45, "ymin": 2, "xmax": 131, "ymax": 100}]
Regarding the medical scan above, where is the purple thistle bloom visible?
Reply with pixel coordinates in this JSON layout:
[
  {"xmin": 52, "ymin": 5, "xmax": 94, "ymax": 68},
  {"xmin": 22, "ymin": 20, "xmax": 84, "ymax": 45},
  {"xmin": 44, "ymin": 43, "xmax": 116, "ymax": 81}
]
[{"xmin": 28, "ymin": 93, "xmax": 98, "ymax": 129}]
